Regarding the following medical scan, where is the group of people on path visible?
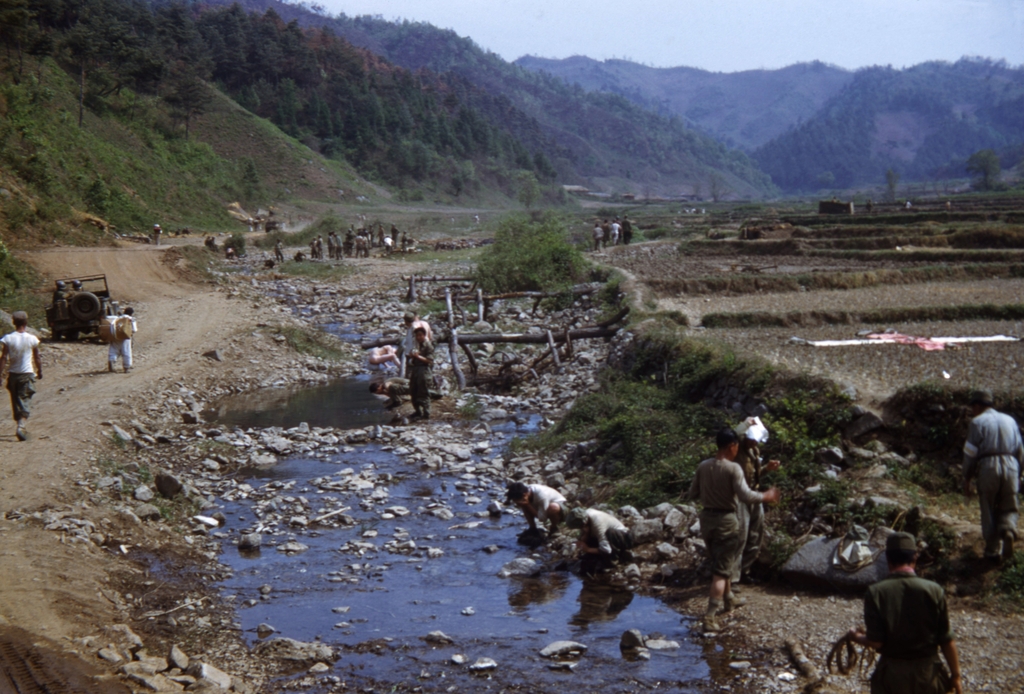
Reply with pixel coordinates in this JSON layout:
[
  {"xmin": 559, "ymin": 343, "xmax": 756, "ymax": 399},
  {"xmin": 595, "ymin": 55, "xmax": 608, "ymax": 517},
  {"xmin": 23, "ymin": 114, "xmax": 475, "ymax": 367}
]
[{"xmin": 591, "ymin": 216, "xmax": 633, "ymax": 251}]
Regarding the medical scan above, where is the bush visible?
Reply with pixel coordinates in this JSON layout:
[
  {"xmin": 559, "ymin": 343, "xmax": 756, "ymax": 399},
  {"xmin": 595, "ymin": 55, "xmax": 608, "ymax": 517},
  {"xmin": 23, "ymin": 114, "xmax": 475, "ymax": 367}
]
[
  {"xmin": 474, "ymin": 213, "xmax": 588, "ymax": 293},
  {"xmin": 998, "ymin": 551, "xmax": 1024, "ymax": 603},
  {"xmin": 224, "ymin": 232, "xmax": 246, "ymax": 256}
]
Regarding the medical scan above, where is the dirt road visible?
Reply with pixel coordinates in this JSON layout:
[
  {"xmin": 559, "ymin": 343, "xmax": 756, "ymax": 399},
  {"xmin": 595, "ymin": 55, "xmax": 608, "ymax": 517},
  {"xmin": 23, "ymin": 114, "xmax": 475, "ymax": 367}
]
[{"xmin": 0, "ymin": 244, "xmax": 260, "ymax": 685}]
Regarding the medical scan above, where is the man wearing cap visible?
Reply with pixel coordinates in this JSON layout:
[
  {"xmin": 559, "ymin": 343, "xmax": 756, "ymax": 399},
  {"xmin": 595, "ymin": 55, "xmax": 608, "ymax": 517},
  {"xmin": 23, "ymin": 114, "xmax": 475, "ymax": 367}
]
[
  {"xmin": 566, "ymin": 507, "xmax": 633, "ymax": 572},
  {"xmin": 734, "ymin": 417, "xmax": 781, "ymax": 580},
  {"xmin": 687, "ymin": 428, "xmax": 780, "ymax": 631},
  {"xmin": 0, "ymin": 311, "xmax": 42, "ymax": 441},
  {"xmin": 398, "ymin": 312, "xmax": 432, "ymax": 378},
  {"xmin": 506, "ymin": 482, "xmax": 567, "ymax": 536},
  {"xmin": 962, "ymin": 389, "xmax": 1023, "ymax": 561},
  {"xmin": 847, "ymin": 532, "xmax": 962, "ymax": 694}
]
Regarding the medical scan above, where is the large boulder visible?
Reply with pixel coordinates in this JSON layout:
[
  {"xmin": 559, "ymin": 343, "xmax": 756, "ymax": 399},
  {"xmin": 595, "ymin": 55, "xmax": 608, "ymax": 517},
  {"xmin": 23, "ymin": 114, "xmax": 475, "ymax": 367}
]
[
  {"xmin": 628, "ymin": 519, "xmax": 664, "ymax": 546},
  {"xmin": 781, "ymin": 535, "xmax": 889, "ymax": 591}
]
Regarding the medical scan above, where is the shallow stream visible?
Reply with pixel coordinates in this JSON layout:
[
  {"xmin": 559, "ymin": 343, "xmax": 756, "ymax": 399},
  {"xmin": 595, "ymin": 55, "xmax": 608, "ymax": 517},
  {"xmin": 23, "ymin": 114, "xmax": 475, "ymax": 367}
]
[{"xmin": 209, "ymin": 381, "xmax": 709, "ymax": 690}]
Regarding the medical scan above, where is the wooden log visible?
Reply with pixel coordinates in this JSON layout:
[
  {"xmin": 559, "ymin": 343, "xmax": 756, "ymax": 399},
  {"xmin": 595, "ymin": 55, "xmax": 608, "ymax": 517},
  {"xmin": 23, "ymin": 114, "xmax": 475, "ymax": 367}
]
[
  {"xmin": 481, "ymin": 283, "xmax": 601, "ymax": 302},
  {"xmin": 783, "ymin": 638, "xmax": 821, "ymax": 681},
  {"xmin": 476, "ymin": 288, "xmax": 484, "ymax": 322},
  {"xmin": 449, "ymin": 329, "xmax": 466, "ymax": 390},
  {"xmin": 401, "ymin": 275, "xmax": 474, "ymax": 282},
  {"xmin": 361, "ymin": 324, "xmax": 620, "ymax": 349},
  {"xmin": 546, "ymin": 330, "xmax": 561, "ymax": 369},
  {"xmin": 445, "ymin": 288, "xmax": 455, "ymax": 328},
  {"xmin": 459, "ymin": 342, "xmax": 478, "ymax": 377},
  {"xmin": 564, "ymin": 327, "xmax": 574, "ymax": 358},
  {"xmin": 407, "ymin": 275, "xmax": 417, "ymax": 303}
]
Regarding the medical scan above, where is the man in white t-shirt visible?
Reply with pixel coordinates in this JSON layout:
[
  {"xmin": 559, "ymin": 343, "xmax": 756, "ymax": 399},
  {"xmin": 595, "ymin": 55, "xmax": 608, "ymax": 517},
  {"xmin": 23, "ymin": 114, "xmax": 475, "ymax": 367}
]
[
  {"xmin": 0, "ymin": 311, "xmax": 42, "ymax": 441},
  {"xmin": 506, "ymin": 482, "xmax": 567, "ymax": 535}
]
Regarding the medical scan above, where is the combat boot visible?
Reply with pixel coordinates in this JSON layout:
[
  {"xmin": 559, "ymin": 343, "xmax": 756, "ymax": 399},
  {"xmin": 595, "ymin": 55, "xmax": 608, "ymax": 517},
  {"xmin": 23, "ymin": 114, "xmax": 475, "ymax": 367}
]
[
  {"xmin": 1002, "ymin": 530, "xmax": 1016, "ymax": 562},
  {"xmin": 703, "ymin": 598, "xmax": 724, "ymax": 632},
  {"xmin": 723, "ymin": 591, "xmax": 747, "ymax": 613}
]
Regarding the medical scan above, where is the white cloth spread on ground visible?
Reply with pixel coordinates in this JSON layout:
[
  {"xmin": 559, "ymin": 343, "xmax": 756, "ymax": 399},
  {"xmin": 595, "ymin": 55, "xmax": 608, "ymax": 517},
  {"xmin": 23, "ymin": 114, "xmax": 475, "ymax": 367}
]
[{"xmin": 791, "ymin": 333, "xmax": 1019, "ymax": 351}]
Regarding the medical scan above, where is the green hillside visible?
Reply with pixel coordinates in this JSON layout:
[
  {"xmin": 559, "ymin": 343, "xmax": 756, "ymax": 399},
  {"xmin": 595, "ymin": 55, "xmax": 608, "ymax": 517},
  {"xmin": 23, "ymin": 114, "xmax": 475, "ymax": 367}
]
[
  {"xmin": 515, "ymin": 56, "xmax": 854, "ymax": 151},
  {"xmin": 753, "ymin": 59, "xmax": 1024, "ymax": 191},
  {"xmin": 214, "ymin": 0, "xmax": 777, "ymax": 199}
]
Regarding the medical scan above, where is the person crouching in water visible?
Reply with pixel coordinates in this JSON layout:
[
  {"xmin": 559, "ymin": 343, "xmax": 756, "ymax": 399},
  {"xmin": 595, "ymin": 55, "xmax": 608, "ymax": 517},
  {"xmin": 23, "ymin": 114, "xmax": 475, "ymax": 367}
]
[
  {"xmin": 566, "ymin": 507, "xmax": 634, "ymax": 575},
  {"xmin": 407, "ymin": 326, "xmax": 434, "ymax": 419},
  {"xmin": 506, "ymin": 482, "xmax": 566, "ymax": 539}
]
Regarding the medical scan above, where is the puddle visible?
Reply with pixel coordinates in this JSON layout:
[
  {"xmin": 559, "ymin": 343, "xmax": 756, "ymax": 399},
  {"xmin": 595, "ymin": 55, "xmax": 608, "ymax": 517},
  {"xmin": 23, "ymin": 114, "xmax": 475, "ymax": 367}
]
[
  {"xmin": 214, "ymin": 442, "xmax": 709, "ymax": 691},
  {"xmin": 204, "ymin": 376, "xmax": 389, "ymax": 430},
  {"xmin": 318, "ymin": 322, "xmax": 380, "ymax": 343}
]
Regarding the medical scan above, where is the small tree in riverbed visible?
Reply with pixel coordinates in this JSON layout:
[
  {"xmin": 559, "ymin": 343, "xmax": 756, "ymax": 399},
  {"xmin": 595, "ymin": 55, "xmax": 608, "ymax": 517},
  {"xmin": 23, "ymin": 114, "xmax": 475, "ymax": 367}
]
[{"xmin": 475, "ymin": 214, "xmax": 587, "ymax": 293}]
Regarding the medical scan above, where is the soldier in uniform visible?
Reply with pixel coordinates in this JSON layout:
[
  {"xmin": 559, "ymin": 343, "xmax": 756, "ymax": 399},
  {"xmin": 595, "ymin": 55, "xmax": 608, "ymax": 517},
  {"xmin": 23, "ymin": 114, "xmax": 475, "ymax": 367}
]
[
  {"xmin": 400, "ymin": 231, "xmax": 409, "ymax": 252},
  {"xmin": 847, "ymin": 532, "xmax": 962, "ymax": 694},
  {"xmin": 343, "ymin": 229, "xmax": 355, "ymax": 257},
  {"xmin": 51, "ymin": 281, "xmax": 68, "ymax": 306},
  {"xmin": 391, "ymin": 224, "xmax": 400, "ymax": 248},
  {"xmin": 406, "ymin": 326, "xmax": 434, "ymax": 419},
  {"xmin": 734, "ymin": 417, "xmax": 781, "ymax": 581},
  {"xmin": 377, "ymin": 224, "xmax": 385, "ymax": 249},
  {"xmin": 327, "ymin": 232, "xmax": 336, "ymax": 260},
  {"xmin": 686, "ymin": 428, "xmax": 780, "ymax": 631},
  {"xmin": 962, "ymin": 389, "xmax": 1023, "ymax": 561},
  {"xmin": 621, "ymin": 215, "xmax": 633, "ymax": 244},
  {"xmin": 274, "ymin": 240, "xmax": 285, "ymax": 263}
]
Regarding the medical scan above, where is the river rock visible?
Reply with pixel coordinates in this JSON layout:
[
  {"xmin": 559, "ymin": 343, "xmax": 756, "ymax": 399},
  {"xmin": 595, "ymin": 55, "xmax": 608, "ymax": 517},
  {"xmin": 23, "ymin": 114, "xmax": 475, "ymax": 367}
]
[
  {"xmin": 815, "ymin": 447, "xmax": 844, "ymax": 466},
  {"xmin": 256, "ymin": 623, "xmax": 276, "ymax": 638},
  {"xmin": 186, "ymin": 662, "xmax": 232, "ymax": 689},
  {"xmin": 644, "ymin": 502, "xmax": 674, "ymax": 519},
  {"xmin": 623, "ymin": 563, "xmax": 642, "ymax": 580},
  {"xmin": 250, "ymin": 453, "xmax": 277, "ymax": 467},
  {"xmin": 629, "ymin": 519, "xmax": 663, "ymax": 545},
  {"xmin": 252, "ymin": 637, "xmax": 334, "ymax": 664},
  {"xmin": 155, "ymin": 473, "xmax": 183, "ymax": 499},
  {"xmin": 656, "ymin": 542, "xmax": 679, "ymax": 559},
  {"xmin": 539, "ymin": 641, "xmax": 587, "ymax": 658},
  {"xmin": 135, "ymin": 504, "xmax": 163, "ymax": 522},
  {"xmin": 134, "ymin": 485, "xmax": 154, "ymax": 502},
  {"xmin": 111, "ymin": 424, "xmax": 133, "ymax": 442},
  {"xmin": 620, "ymin": 629, "xmax": 645, "ymax": 650},
  {"xmin": 276, "ymin": 541, "xmax": 309, "ymax": 554},
  {"xmin": 781, "ymin": 536, "xmax": 888, "ymax": 590},
  {"xmin": 645, "ymin": 639, "xmax": 680, "ymax": 650},
  {"xmin": 497, "ymin": 558, "xmax": 540, "ymax": 578},
  {"xmin": 469, "ymin": 658, "xmax": 497, "ymax": 671},
  {"xmin": 309, "ymin": 663, "xmax": 330, "ymax": 674},
  {"xmin": 845, "ymin": 412, "xmax": 883, "ymax": 439},
  {"xmin": 238, "ymin": 533, "xmax": 261, "ymax": 550},
  {"xmin": 168, "ymin": 645, "xmax": 189, "ymax": 671},
  {"xmin": 662, "ymin": 508, "xmax": 687, "ymax": 531},
  {"xmin": 423, "ymin": 631, "xmax": 453, "ymax": 644}
]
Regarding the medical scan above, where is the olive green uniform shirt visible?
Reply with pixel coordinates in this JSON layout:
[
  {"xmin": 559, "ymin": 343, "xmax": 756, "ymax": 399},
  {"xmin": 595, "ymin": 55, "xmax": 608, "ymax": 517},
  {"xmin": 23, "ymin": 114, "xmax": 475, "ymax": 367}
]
[{"xmin": 864, "ymin": 572, "xmax": 954, "ymax": 660}]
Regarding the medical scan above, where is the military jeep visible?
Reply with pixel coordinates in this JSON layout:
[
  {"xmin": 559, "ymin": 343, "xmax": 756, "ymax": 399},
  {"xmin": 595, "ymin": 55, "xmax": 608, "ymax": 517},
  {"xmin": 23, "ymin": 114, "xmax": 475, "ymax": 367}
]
[{"xmin": 46, "ymin": 274, "xmax": 120, "ymax": 341}]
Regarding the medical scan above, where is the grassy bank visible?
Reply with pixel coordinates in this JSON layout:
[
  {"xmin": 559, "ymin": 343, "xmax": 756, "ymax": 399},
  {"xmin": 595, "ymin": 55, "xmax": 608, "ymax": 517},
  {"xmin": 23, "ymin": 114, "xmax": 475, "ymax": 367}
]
[{"xmin": 702, "ymin": 303, "xmax": 1024, "ymax": 328}]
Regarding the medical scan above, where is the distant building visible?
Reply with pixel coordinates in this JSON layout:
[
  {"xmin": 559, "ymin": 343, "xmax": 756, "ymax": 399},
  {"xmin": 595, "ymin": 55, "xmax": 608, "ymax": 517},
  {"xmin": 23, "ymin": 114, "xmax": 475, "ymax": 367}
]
[
  {"xmin": 818, "ymin": 200, "xmax": 855, "ymax": 214},
  {"xmin": 562, "ymin": 185, "xmax": 590, "ymax": 194}
]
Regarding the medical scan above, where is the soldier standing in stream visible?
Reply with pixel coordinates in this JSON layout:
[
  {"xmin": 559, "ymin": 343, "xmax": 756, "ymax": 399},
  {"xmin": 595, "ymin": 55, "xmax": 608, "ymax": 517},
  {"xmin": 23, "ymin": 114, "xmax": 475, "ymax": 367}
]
[
  {"xmin": 962, "ymin": 389, "xmax": 1023, "ymax": 561},
  {"xmin": 0, "ymin": 311, "xmax": 42, "ymax": 441},
  {"xmin": 406, "ymin": 326, "xmax": 434, "ymax": 420}
]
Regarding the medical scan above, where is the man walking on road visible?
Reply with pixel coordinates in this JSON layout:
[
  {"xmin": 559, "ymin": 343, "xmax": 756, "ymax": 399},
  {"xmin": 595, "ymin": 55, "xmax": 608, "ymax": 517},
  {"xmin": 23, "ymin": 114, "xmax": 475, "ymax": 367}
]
[
  {"xmin": 687, "ymin": 428, "xmax": 780, "ymax": 631},
  {"xmin": 962, "ymin": 389, "xmax": 1023, "ymax": 561},
  {"xmin": 846, "ymin": 532, "xmax": 962, "ymax": 694},
  {"xmin": 0, "ymin": 311, "xmax": 42, "ymax": 441},
  {"xmin": 106, "ymin": 308, "xmax": 137, "ymax": 374}
]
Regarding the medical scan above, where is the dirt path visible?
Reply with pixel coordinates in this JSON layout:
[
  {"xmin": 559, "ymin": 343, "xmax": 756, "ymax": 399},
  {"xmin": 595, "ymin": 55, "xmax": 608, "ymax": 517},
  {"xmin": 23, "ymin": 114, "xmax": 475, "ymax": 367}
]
[{"xmin": 0, "ymin": 245, "xmax": 261, "ymax": 683}]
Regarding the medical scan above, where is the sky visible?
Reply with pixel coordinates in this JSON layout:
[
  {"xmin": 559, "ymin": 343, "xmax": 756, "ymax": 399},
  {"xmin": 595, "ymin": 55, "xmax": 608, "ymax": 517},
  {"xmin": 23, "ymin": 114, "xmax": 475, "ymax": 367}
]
[{"xmin": 317, "ymin": 0, "xmax": 1024, "ymax": 73}]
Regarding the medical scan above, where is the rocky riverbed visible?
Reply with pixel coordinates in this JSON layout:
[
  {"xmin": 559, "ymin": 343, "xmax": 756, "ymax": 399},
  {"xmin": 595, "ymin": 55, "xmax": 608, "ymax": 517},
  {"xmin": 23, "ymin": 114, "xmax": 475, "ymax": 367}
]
[{"xmin": 6, "ymin": 248, "xmax": 1024, "ymax": 694}]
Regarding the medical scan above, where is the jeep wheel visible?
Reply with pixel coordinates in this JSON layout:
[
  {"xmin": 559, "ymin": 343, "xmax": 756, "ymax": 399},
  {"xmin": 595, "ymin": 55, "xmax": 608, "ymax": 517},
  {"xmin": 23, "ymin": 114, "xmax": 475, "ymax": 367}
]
[{"xmin": 70, "ymin": 292, "xmax": 102, "ymax": 321}]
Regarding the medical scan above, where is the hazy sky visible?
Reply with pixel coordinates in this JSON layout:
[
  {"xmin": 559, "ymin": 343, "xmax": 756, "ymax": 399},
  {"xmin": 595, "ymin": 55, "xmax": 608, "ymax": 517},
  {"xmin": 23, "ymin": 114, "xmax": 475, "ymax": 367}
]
[{"xmin": 318, "ymin": 0, "xmax": 1024, "ymax": 73}]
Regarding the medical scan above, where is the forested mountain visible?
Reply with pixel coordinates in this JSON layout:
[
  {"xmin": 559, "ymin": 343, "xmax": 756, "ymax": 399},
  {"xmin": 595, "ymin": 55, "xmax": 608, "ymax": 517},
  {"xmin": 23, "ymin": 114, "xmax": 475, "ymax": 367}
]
[
  {"xmin": 753, "ymin": 59, "xmax": 1024, "ymax": 191},
  {"xmin": 515, "ymin": 56, "xmax": 854, "ymax": 151},
  {"xmin": 204, "ymin": 0, "xmax": 776, "ymax": 198}
]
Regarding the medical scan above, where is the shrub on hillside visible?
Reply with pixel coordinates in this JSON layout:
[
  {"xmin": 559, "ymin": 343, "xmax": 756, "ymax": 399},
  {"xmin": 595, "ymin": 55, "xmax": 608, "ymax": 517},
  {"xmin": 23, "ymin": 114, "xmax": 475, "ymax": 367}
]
[
  {"xmin": 474, "ymin": 214, "xmax": 587, "ymax": 294},
  {"xmin": 224, "ymin": 232, "xmax": 246, "ymax": 256}
]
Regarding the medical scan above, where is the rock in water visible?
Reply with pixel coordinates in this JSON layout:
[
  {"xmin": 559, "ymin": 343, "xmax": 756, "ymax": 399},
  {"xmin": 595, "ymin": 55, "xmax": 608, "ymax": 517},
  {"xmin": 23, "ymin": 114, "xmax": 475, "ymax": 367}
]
[
  {"xmin": 497, "ymin": 558, "xmax": 539, "ymax": 578},
  {"xmin": 619, "ymin": 629, "xmax": 645, "ymax": 651},
  {"xmin": 539, "ymin": 641, "xmax": 587, "ymax": 658},
  {"xmin": 253, "ymin": 637, "xmax": 334, "ymax": 664},
  {"xmin": 469, "ymin": 658, "xmax": 497, "ymax": 671},
  {"xmin": 238, "ymin": 533, "xmax": 261, "ymax": 550}
]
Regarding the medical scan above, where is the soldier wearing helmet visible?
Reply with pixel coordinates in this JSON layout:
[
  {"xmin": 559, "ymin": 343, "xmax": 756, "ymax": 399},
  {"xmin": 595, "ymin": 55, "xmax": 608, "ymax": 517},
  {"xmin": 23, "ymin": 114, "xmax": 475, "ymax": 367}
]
[
  {"xmin": 152, "ymin": 224, "xmax": 162, "ymax": 246},
  {"xmin": 52, "ymin": 281, "xmax": 68, "ymax": 305}
]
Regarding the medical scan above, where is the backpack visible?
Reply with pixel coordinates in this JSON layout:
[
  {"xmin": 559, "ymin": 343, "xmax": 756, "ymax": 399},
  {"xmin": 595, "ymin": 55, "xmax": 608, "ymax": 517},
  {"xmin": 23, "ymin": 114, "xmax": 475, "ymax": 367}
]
[{"xmin": 115, "ymin": 316, "xmax": 134, "ymax": 340}]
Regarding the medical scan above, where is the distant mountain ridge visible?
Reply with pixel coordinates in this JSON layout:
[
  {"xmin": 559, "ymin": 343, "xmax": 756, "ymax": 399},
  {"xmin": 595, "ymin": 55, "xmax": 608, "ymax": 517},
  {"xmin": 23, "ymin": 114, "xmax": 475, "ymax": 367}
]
[
  {"xmin": 203, "ymin": 0, "xmax": 776, "ymax": 198},
  {"xmin": 514, "ymin": 56, "xmax": 854, "ymax": 151}
]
